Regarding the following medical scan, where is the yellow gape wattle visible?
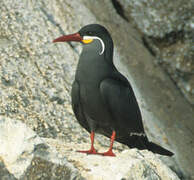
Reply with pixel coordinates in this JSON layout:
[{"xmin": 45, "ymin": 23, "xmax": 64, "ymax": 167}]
[{"xmin": 82, "ymin": 39, "xmax": 93, "ymax": 44}]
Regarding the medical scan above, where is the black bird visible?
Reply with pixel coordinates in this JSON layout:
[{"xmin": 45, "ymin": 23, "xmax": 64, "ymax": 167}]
[{"xmin": 53, "ymin": 24, "xmax": 173, "ymax": 157}]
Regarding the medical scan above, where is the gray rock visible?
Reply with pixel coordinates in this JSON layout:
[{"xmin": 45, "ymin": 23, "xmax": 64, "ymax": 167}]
[
  {"xmin": 119, "ymin": 0, "xmax": 193, "ymax": 38},
  {"xmin": 0, "ymin": 117, "xmax": 42, "ymax": 178},
  {"xmin": 0, "ymin": 117, "xmax": 83, "ymax": 179},
  {"xmin": 0, "ymin": 117, "xmax": 179, "ymax": 180},
  {"xmin": 0, "ymin": 159, "xmax": 17, "ymax": 180},
  {"xmin": 119, "ymin": 0, "xmax": 194, "ymax": 105},
  {"xmin": 47, "ymin": 138, "xmax": 180, "ymax": 180}
]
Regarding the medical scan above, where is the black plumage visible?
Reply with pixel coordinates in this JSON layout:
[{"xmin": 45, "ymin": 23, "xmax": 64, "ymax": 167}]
[{"xmin": 53, "ymin": 24, "xmax": 173, "ymax": 156}]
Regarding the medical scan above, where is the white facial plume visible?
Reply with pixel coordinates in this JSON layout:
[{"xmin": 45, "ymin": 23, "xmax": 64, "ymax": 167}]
[{"xmin": 83, "ymin": 36, "xmax": 105, "ymax": 55}]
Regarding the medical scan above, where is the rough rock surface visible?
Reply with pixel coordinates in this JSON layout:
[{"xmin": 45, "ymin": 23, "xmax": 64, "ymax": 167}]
[
  {"xmin": 0, "ymin": 117, "xmax": 82, "ymax": 179},
  {"xmin": 0, "ymin": 116, "xmax": 179, "ymax": 180},
  {"xmin": 0, "ymin": 0, "xmax": 193, "ymax": 179},
  {"xmin": 119, "ymin": 0, "xmax": 194, "ymax": 105}
]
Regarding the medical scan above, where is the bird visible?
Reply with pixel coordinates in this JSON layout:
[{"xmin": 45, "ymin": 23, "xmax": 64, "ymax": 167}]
[{"xmin": 53, "ymin": 24, "xmax": 174, "ymax": 157}]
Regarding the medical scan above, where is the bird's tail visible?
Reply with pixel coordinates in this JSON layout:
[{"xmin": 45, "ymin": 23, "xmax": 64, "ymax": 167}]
[
  {"xmin": 122, "ymin": 134, "xmax": 174, "ymax": 156},
  {"xmin": 146, "ymin": 141, "xmax": 174, "ymax": 156}
]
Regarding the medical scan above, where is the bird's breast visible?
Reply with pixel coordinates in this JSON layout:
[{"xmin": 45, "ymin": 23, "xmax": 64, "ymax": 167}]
[
  {"xmin": 75, "ymin": 56, "xmax": 107, "ymax": 120},
  {"xmin": 79, "ymin": 83, "xmax": 113, "ymax": 132},
  {"xmin": 74, "ymin": 49, "xmax": 114, "ymax": 128}
]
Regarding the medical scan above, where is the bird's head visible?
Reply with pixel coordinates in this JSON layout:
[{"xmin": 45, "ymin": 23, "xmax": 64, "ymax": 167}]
[{"xmin": 53, "ymin": 24, "xmax": 113, "ymax": 56}]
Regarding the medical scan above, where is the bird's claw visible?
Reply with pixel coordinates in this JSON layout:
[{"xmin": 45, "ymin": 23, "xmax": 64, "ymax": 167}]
[
  {"xmin": 97, "ymin": 150, "xmax": 116, "ymax": 157},
  {"xmin": 77, "ymin": 148, "xmax": 98, "ymax": 155}
]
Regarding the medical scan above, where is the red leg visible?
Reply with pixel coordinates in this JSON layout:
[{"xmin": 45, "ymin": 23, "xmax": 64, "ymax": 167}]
[
  {"xmin": 77, "ymin": 131, "xmax": 98, "ymax": 155},
  {"xmin": 98, "ymin": 131, "xmax": 116, "ymax": 157}
]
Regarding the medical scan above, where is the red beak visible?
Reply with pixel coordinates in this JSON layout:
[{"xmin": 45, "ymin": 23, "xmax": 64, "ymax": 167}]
[{"xmin": 53, "ymin": 33, "xmax": 82, "ymax": 43}]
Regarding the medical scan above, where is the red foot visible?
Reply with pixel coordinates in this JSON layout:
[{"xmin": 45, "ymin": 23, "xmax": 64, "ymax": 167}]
[
  {"xmin": 77, "ymin": 147, "xmax": 98, "ymax": 155},
  {"xmin": 98, "ymin": 150, "xmax": 116, "ymax": 157},
  {"xmin": 76, "ymin": 131, "xmax": 116, "ymax": 157},
  {"xmin": 97, "ymin": 131, "xmax": 116, "ymax": 156}
]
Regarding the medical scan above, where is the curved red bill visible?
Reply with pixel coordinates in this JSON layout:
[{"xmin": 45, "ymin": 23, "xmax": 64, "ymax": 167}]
[{"xmin": 53, "ymin": 33, "xmax": 82, "ymax": 43}]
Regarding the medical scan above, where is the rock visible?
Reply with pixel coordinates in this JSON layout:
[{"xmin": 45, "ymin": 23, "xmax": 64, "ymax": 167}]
[
  {"xmin": 0, "ymin": 0, "xmax": 194, "ymax": 179},
  {"xmin": 47, "ymin": 138, "xmax": 180, "ymax": 180},
  {"xmin": 0, "ymin": 117, "xmax": 179, "ymax": 180},
  {"xmin": 119, "ymin": 0, "xmax": 193, "ymax": 38},
  {"xmin": 0, "ymin": 117, "xmax": 42, "ymax": 178},
  {"xmin": 119, "ymin": 0, "xmax": 194, "ymax": 105},
  {"xmin": 0, "ymin": 158, "xmax": 17, "ymax": 180},
  {"xmin": 0, "ymin": 117, "xmax": 82, "ymax": 179}
]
